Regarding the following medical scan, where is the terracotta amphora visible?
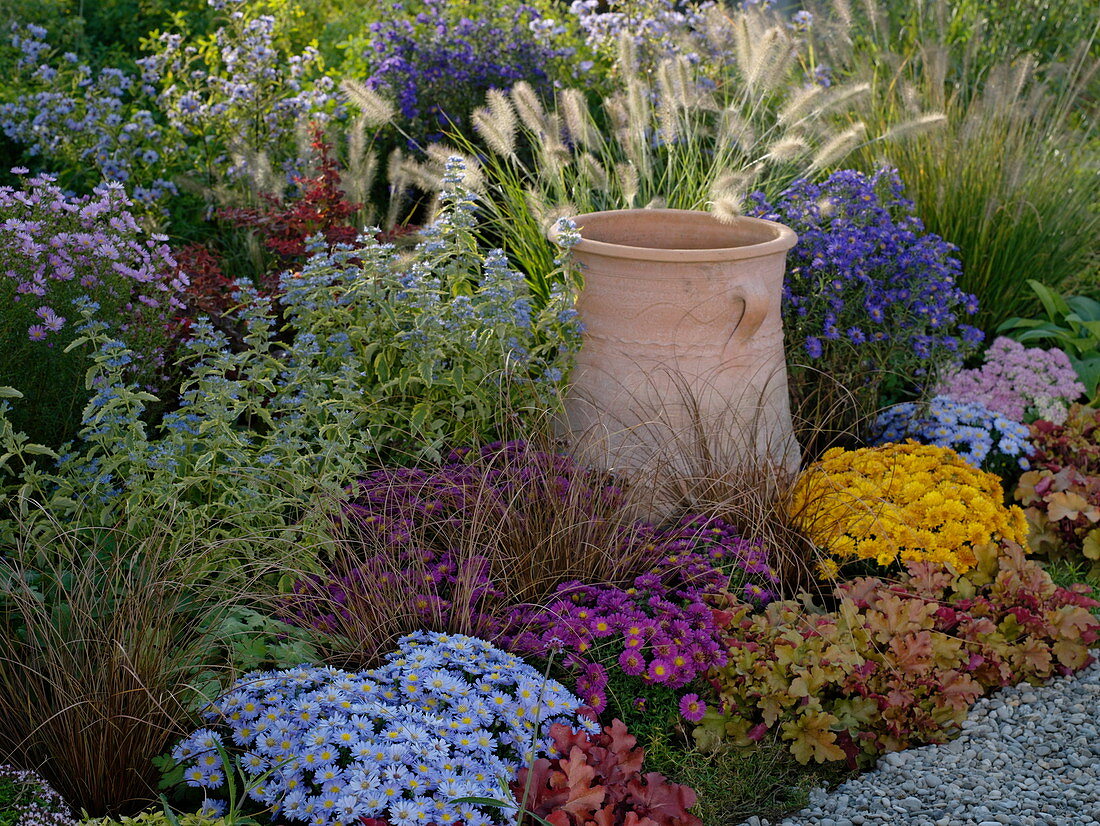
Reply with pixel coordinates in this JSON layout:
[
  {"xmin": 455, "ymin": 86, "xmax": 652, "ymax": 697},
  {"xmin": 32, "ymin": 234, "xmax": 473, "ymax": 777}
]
[{"xmin": 550, "ymin": 208, "xmax": 801, "ymax": 489}]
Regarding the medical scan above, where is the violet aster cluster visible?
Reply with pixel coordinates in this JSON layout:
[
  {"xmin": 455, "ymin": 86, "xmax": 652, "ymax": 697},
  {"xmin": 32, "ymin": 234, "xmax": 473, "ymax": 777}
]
[
  {"xmin": 0, "ymin": 171, "xmax": 184, "ymax": 344},
  {"xmin": 360, "ymin": 0, "xmax": 566, "ymax": 148},
  {"xmin": 502, "ymin": 513, "xmax": 778, "ymax": 720},
  {"xmin": 0, "ymin": 764, "xmax": 77, "ymax": 826},
  {"xmin": 0, "ymin": 169, "xmax": 184, "ymax": 445},
  {"xmin": 936, "ymin": 336, "xmax": 1085, "ymax": 425},
  {"xmin": 288, "ymin": 442, "xmax": 778, "ymax": 722},
  {"xmin": 871, "ymin": 396, "xmax": 1034, "ymax": 472},
  {"xmin": 173, "ymin": 632, "xmax": 598, "ymax": 826},
  {"xmin": 751, "ymin": 168, "xmax": 983, "ymax": 373},
  {"xmin": 286, "ymin": 440, "xmax": 639, "ymax": 645}
]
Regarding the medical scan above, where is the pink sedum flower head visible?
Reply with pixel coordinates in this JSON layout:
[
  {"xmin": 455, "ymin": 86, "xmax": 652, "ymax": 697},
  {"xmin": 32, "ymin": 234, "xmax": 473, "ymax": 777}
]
[{"xmin": 937, "ymin": 336, "xmax": 1085, "ymax": 425}]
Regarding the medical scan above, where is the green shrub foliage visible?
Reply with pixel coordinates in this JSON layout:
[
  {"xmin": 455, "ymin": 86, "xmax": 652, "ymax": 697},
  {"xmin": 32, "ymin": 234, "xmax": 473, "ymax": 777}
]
[{"xmin": 0, "ymin": 159, "xmax": 578, "ymax": 547}]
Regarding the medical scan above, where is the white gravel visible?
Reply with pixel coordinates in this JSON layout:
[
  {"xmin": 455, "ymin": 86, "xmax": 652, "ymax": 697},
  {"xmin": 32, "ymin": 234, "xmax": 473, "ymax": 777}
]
[{"xmin": 740, "ymin": 658, "xmax": 1100, "ymax": 826}]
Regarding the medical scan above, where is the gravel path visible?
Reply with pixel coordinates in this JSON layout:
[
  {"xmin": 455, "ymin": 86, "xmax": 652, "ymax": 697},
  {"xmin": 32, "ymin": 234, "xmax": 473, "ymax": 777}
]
[{"xmin": 741, "ymin": 658, "xmax": 1100, "ymax": 826}]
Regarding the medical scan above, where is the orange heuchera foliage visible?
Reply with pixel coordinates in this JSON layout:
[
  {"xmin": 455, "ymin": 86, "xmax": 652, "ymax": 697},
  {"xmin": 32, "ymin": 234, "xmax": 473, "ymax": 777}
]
[
  {"xmin": 700, "ymin": 542, "xmax": 1099, "ymax": 767},
  {"xmin": 515, "ymin": 719, "xmax": 702, "ymax": 826}
]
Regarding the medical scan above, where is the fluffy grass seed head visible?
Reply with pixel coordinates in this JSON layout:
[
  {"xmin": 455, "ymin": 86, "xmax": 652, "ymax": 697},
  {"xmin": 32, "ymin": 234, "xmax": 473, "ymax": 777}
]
[
  {"xmin": 339, "ymin": 78, "xmax": 396, "ymax": 128},
  {"xmin": 472, "ymin": 88, "xmax": 518, "ymax": 158}
]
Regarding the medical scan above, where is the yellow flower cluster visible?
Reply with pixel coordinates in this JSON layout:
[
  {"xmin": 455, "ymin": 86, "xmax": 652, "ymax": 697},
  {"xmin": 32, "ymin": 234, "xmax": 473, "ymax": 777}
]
[{"xmin": 791, "ymin": 441, "xmax": 1029, "ymax": 573}]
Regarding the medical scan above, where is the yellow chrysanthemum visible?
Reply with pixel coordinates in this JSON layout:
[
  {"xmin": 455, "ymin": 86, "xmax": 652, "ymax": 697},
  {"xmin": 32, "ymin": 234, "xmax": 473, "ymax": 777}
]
[{"xmin": 790, "ymin": 441, "xmax": 1028, "ymax": 573}]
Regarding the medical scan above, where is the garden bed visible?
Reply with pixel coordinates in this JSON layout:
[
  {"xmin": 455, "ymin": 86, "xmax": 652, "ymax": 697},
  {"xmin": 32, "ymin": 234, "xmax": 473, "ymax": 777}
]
[{"xmin": 0, "ymin": 0, "xmax": 1098, "ymax": 825}]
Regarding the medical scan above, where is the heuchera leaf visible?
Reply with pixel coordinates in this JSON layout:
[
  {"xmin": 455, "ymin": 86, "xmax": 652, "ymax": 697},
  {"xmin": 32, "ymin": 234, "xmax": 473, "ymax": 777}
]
[
  {"xmin": 781, "ymin": 710, "xmax": 846, "ymax": 764},
  {"xmin": 1083, "ymin": 529, "xmax": 1100, "ymax": 560},
  {"xmin": 560, "ymin": 747, "xmax": 606, "ymax": 816},
  {"xmin": 1046, "ymin": 490, "xmax": 1093, "ymax": 522},
  {"xmin": 710, "ymin": 541, "xmax": 1100, "ymax": 768},
  {"xmin": 888, "ymin": 630, "xmax": 934, "ymax": 674},
  {"xmin": 517, "ymin": 721, "xmax": 702, "ymax": 826},
  {"xmin": 937, "ymin": 670, "xmax": 982, "ymax": 711},
  {"xmin": 1012, "ymin": 637, "xmax": 1053, "ymax": 678}
]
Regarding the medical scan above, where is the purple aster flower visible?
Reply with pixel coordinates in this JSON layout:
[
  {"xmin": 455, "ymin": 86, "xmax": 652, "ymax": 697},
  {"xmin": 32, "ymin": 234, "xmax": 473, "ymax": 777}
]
[{"xmin": 679, "ymin": 693, "xmax": 706, "ymax": 723}]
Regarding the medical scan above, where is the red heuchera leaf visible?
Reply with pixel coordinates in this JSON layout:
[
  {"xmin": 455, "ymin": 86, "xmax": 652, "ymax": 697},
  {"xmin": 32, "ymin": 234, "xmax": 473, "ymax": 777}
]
[
  {"xmin": 560, "ymin": 748, "xmax": 607, "ymax": 816},
  {"xmin": 515, "ymin": 721, "xmax": 702, "ymax": 826},
  {"xmin": 175, "ymin": 241, "xmax": 235, "ymax": 318},
  {"xmin": 888, "ymin": 630, "xmax": 934, "ymax": 674},
  {"xmin": 746, "ymin": 722, "xmax": 769, "ymax": 741}
]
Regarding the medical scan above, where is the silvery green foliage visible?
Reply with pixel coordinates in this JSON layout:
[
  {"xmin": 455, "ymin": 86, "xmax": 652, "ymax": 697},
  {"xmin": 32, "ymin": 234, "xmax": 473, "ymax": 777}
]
[{"xmin": 0, "ymin": 159, "xmax": 580, "ymax": 545}]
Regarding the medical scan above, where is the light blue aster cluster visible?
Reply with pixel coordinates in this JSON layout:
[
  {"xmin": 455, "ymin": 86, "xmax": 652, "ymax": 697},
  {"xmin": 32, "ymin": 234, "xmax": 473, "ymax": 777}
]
[
  {"xmin": 173, "ymin": 632, "xmax": 598, "ymax": 826},
  {"xmin": 871, "ymin": 395, "xmax": 1033, "ymax": 470}
]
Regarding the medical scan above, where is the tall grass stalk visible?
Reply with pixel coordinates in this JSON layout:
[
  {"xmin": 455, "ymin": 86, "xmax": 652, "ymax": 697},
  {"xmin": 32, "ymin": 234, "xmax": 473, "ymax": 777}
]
[
  {"xmin": 799, "ymin": 0, "xmax": 1100, "ymax": 331},
  {"xmin": 857, "ymin": 48, "xmax": 1098, "ymax": 330},
  {"xmin": 578, "ymin": 371, "xmax": 842, "ymax": 596}
]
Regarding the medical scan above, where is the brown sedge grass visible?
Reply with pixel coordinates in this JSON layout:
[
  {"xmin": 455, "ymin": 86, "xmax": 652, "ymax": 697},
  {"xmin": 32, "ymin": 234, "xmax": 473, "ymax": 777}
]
[
  {"xmin": 293, "ymin": 355, "xmax": 886, "ymax": 672},
  {"xmin": 0, "ymin": 501, "xmax": 326, "ymax": 818},
  {"xmin": 289, "ymin": 399, "xmax": 681, "ymax": 670}
]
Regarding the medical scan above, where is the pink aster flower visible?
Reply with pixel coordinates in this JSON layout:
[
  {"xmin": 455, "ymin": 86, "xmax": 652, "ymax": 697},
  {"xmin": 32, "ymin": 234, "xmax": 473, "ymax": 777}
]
[
  {"xmin": 646, "ymin": 658, "xmax": 674, "ymax": 683},
  {"xmin": 679, "ymin": 693, "xmax": 706, "ymax": 723},
  {"xmin": 618, "ymin": 649, "xmax": 645, "ymax": 677}
]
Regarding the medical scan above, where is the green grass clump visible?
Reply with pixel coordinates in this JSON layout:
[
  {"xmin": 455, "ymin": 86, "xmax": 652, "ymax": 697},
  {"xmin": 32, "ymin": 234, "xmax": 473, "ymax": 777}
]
[
  {"xmin": 1046, "ymin": 559, "xmax": 1100, "ymax": 618},
  {"xmin": 640, "ymin": 726, "xmax": 853, "ymax": 825}
]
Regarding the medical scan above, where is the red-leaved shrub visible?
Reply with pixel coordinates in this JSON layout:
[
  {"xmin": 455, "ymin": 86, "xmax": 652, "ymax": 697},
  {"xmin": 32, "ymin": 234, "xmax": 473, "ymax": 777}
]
[
  {"xmin": 218, "ymin": 123, "xmax": 360, "ymax": 291},
  {"xmin": 514, "ymin": 719, "xmax": 702, "ymax": 826}
]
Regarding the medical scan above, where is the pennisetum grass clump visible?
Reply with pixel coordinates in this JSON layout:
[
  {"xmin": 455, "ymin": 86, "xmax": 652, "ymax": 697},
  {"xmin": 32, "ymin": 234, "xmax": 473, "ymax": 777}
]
[
  {"xmin": 858, "ymin": 47, "xmax": 1099, "ymax": 329},
  {"xmin": 404, "ymin": 2, "xmax": 892, "ymax": 300},
  {"xmin": 796, "ymin": 0, "xmax": 1100, "ymax": 330}
]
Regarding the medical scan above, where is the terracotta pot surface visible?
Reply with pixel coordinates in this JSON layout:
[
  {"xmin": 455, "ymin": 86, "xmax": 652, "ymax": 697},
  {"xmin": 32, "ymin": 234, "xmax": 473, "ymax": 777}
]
[{"xmin": 550, "ymin": 208, "xmax": 801, "ymax": 491}]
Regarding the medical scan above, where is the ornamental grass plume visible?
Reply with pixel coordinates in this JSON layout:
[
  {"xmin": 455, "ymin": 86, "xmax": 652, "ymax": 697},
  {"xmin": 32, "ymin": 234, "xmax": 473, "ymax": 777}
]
[
  {"xmin": 791, "ymin": 442, "xmax": 1030, "ymax": 574},
  {"xmin": 435, "ymin": 2, "xmax": 882, "ymax": 301},
  {"xmin": 820, "ymin": 3, "xmax": 1100, "ymax": 330}
]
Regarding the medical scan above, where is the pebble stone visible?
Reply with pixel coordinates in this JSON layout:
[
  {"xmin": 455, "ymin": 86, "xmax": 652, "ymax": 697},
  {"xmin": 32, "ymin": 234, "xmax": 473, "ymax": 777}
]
[{"xmin": 740, "ymin": 658, "xmax": 1100, "ymax": 826}]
